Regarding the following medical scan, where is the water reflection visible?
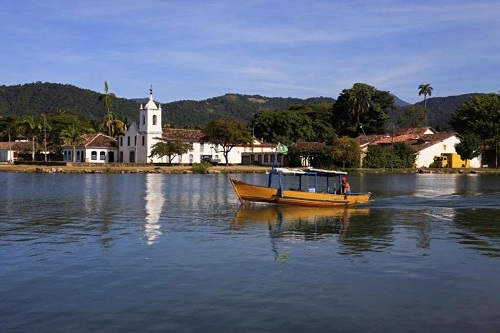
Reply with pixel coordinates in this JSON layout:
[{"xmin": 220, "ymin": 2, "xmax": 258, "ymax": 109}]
[{"xmin": 144, "ymin": 174, "xmax": 165, "ymax": 245}]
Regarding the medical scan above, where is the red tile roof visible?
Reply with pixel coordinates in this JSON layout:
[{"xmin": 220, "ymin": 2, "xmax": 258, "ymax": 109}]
[
  {"xmin": 162, "ymin": 128, "xmax": 204, "ymax": 142},
  {"xmin": 293, "ymin": 142, "xmax": 327, "ymax": 148},
  {"xmin": 65, "ymin": 133, "xmax": 117, "ymax": 148},
  {"xmin": 0, "ymin": 141, "xmax": 32, "ymax": 151},
  {"xmin": 370, "ymin": 131, "xmax": 456, "ymax": 152}
]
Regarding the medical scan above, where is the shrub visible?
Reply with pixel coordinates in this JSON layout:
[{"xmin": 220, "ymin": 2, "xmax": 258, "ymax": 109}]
[{"xmin": 191, "ymin": 161, "xmax": 212, "ymax": 174}]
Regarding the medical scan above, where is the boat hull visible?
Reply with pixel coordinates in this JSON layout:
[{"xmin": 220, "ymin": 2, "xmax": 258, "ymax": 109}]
[{"xmin": 230, "ymin": 179, "xmax": 371, "ymax": 207}]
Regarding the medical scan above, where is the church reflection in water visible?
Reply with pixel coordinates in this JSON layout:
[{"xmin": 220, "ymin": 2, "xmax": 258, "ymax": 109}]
[{"xmin": 144, "ymin": 174, "xmax": 165, "ymax": 245}]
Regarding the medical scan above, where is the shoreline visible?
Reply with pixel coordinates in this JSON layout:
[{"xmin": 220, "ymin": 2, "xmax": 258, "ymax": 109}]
[{"xmin": 1, "ymin": 162, "xmax": 499, "ymax": 174}]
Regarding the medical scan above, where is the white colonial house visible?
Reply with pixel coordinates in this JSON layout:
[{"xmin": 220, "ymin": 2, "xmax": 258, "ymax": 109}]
[
  {"xmin": 61, "ymin": 133, "xmax": 118, "ymax": 163},
  {"xmin": 0, "ymin": 141, "xmax": 31, "ymax": 162},
  {"xmin": 357, "ymin": 127, "xmax": 481, "ymax": 168},
  {"xmin": 118, "ymin": 89, "xmax": 278, "ymax": 165}
]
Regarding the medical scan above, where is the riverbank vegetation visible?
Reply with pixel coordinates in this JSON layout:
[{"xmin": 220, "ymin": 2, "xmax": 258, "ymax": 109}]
[{"xmin": 1, "ymin": 82, "xmax": 498, "ymax": 170}]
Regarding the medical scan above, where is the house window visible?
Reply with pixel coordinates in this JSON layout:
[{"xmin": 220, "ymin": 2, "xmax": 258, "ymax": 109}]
[
  {"xmin": 100, "ymin": 152, "xmax": 106, "ymax": 160},
  {"xmin": 91, "ymin": 151, "xmax": 97, "ymax": 160},
  {"xmin": 127, "ymin": 136, "xmax": 130, "ymax": 146},
  {"xmin": 189, "ymin": 144, "xmax": 194, "ymax": 152},
  {"xmin": 189, "ymin": 154, "xmax": 193, "ymax": 163},
  {"xmin": 264, "ymin": 155, "xmax": 268, "ymax": 163},
  {"xmin": 153, "ymin": 115, "xmax": 157, "ymax": 125},
  {"xmin": 178, "ymin": 155, "xmax": 182, "ymax": 163},
  {"xmin": 134, "ymin": 136, "xmax": 137, "ymax": 146},
  {"xmin": 142, "ymin": 115, "xmax": 145, "ymax": 125},
  {"xmin": 120, "ymin": 137, "xmax": 123, "ymax": 146},
  {"xmin": 200, "ymin": 142, "xmax": 204, "ymax": 153},
  {"xmin": 142, "ymin": 136, "xmax": 145, "ymax": 146}
]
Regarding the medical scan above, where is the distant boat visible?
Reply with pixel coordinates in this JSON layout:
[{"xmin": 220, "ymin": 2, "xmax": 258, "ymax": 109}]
[{"xmin": 230, "ymin": 167, "xmax": 371, "ymax": 207}]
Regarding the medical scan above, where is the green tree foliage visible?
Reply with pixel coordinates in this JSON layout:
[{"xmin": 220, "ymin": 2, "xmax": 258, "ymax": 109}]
[
  {"xmin": 288, "ymin": 145, "xmax": 334, "ymax": 168},
  {"xmin": 149, "ymin": 141, "xmax": 191, "ymax": 164},
  {"xmin": 348, "ymin": 83, "xmax": 372, "ymax": 124},
  {"xmin": 288, "ymin": 103, "xmax": 336, "ymax": 143},
  {"xmin": 99, "ymin": 111, "xmax": 125, "ymax": 138},
  {"xmin": 250, "ymin": 109, "xmax": 315, "ymax": 144},
  {"xmin": 455, "ymin": 133, "xmax": 482, "ymax": 162},
  {"xmin": 450, "ymin": 93, "xmax": 500, "ymax": 144},
  {"xmin": 0, "ymin": 116, "xmax": 18, "ymax": 141},
  {"xmin": 16, "ymin": 115, "xmax": 42, "ymax": 161},
  {"xmin": 99, "ymin": 82, "xmax": 117, "ymax": 137},
  {"xmin": 363, "ymin": 142, "xmax": 416, "ymax": 168},
  {"xmin": 60, "ymin": 124, "xmax": 88, "ymax": 162},
  {"xmin": 418, "ymin": 84, "xmax": 433, "ymax": 110},
  {"xmin": 203, "ymin": 118, "xmax": 253, "ymax": 165},
  {"xmin": 332, "ymin": 83, "xmax": 393, "ymax": 137},
  {"xmin": 331, "ymin": 137, "xmax": 361, "ymax": 168},
  {"xmin": 397, "ymin": 105, "xmax": 428, "ymax": 128}
]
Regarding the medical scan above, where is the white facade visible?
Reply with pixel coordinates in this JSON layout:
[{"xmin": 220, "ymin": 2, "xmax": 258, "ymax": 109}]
[
  {"xmin": 61, "ymin": 133, "xmax": 118, "ymax": 163},
  {"xmin": 415, "ymin": 135, "xmax": 481, "ymax": 168},
  {"xmin": 119, "ymin": 90, "xmax": 164, "ymax": 163},
  {"xmin": 119, "ymin": 89, "xmax": 277, "ymax": 165}
]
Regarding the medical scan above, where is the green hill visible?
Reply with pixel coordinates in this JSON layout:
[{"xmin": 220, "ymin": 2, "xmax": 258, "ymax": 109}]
[
  {"xmin": 0, "ymin": 82, "xmax": 335, "ymax": 128},
  {"xmin": 0, "ymin": 82, "xmax": 482, "ymax": 130}
]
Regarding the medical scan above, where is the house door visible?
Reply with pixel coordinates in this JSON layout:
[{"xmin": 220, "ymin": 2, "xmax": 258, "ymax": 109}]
[
  {"xmin": 108, "ymin": 151, "xmax": 115, "ymax": 163},
  {"xmin": 129, "ymin": 151, "xmax": 135, "ymax": 163}
]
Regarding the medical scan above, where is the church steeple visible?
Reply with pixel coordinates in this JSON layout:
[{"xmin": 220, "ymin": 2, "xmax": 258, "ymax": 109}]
[{"xmin": 145, "ymin": 84, "xmax": 157, "ymax": 110}]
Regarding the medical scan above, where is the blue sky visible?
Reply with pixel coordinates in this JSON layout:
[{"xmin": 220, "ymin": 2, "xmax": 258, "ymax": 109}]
[{"xmin": 2, "ymin": 0, "xmax": 499, "ymax": 104}]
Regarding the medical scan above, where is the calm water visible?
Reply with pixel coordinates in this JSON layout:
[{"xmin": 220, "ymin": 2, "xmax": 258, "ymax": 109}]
[{"xmin": 1, "ymin": 172, "xmax": 500, "ymax": 332}]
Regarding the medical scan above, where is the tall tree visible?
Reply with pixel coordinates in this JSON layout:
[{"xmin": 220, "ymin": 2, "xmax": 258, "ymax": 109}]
[
  {"xmin": 61, "ymin": 125, "xmax": 87, "ymax": 162},
  {"xmin": 99, "ymin": 81, "xmax": 116, "ymax": 137},
  {"xmin": 99, "ymin": 111, "xmax": 125, "ymax": 138},
  {"xmin": 348, "ymin": 83, "xmax": 372, "ymax": 124},
  {"xmin": 203, "ymin": 118, "xmax": 253, "ymax": 166},
  {"xmin": 250, "ymin": 109, "xmax": 315, "ymax": 144},
  {"xmin": 17, "ymin": 115, "xmax": 42, "ymax": 161},
  {"xmin": 418, "ymin": 84, "xmax": 433, "ymax": 112},
  {"xmin": 332, "ymin": 83, "xmax": 393, "ymax": 137},
  {"xmin": 455, "ymin": 133, "xmax": 481, "ymax": 164},
  {"xmin": 450, "ymin": 93, "xmax": 500, "ymax": 165}
]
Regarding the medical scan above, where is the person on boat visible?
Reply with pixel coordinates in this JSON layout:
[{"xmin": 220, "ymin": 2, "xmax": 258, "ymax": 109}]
[{"xmin": 341, "ymin": 176, "xmax": 351, "ymax": 194}]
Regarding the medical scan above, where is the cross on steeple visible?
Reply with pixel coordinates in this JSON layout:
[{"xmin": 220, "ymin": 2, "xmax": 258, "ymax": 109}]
[{"xmin": 149, "ymin": 84, "xmax": 153, "ymax": 96}]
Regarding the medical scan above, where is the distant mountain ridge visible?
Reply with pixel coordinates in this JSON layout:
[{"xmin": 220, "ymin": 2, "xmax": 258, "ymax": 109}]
[{"xmin": 0, "ymin": 82, "xmax": 480, "ymax": 130}]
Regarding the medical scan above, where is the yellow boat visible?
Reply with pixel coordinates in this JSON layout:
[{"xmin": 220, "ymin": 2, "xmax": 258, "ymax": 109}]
[{"xmin": 230, "ymin": 167, "xmax": 371, "ymax": 207}]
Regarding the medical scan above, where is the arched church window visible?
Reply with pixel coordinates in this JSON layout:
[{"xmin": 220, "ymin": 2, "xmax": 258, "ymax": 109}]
[
  {"xmin": 153, "ymin": 115, "xmax": 157, "ymax": 125},
  {"xmin": 142, "ymin": 115, "xmax": 146, "ymax": 125}
]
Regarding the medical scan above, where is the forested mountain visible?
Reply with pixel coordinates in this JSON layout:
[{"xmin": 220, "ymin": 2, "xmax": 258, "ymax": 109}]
[
  {"xmin": 0, "ymin": 82, "xmax": 481, "ymax": 130},
  {"xmin": 417, "ymin": 93, "xmax": 483, "ymax": 129},
  {"xmin": 389, "ymin": 93, "xmax": 482, "ymax": 130},
  {"xmin": 0, "ymin": 82, "xmax": 335, "ymax": 128}
]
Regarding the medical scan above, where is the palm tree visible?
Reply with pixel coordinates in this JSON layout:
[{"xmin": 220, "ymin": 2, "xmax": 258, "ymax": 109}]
[
  {"xmin": 418, "ymin": 84, "xmax": 433, "ymax": 109},
  {"xmin": 17, "ymin": 115, "xmax": 42, "ymax": 161},
  {"xmin": 100, "ymin": 111, "xmax": 125, "ymax": 138},
  {"xmin": 61, "ymin": 125, "xmax": 87, "ymax": 162},
  {"xmin": 418, "ymin": 84, "xmax": 433, "ymax": 126},
  {"xmin": 348, "ymin": 83, "xmax": 371, "ymax": 125},
  {"xmin": 98, "ymin": 81, "xmax": 116, "ymax": 137}
]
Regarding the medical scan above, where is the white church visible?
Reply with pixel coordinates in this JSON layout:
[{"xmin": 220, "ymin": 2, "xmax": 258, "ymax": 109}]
[{"xmin": 61, "ymin": 88, "xmax": 280, "ymax": 165}]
